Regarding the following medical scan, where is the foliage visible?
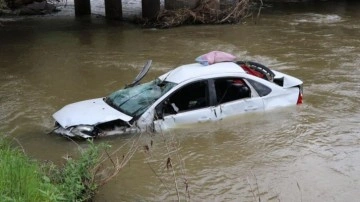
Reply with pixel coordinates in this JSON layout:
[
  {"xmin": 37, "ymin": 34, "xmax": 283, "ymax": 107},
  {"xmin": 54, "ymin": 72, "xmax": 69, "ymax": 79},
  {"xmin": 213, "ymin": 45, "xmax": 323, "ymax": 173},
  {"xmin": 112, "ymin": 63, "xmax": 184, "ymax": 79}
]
[
  {"xmin": 0, "ymin": 136, "xmax": 112, "ymax": 202},
  {"xmin": 46, "ymin": 140, "xmax": 107, "ymax": 202},
  {"xmin": 0, "ymin": 129, "xmax": 145, "ymax": 201},
  {"xmin": 0, "ymin": 128, "xmax": 190, "ymax": 201},
  {"xmin": 0, "ymin": 137, "xmax": 64, "ymax": 202}
]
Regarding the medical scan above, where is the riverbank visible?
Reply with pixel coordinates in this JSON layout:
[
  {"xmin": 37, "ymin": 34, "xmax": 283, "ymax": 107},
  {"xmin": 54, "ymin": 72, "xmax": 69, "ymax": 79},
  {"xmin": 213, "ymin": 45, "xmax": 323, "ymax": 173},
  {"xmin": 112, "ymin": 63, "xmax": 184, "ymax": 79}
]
[
  {"xmin": 0, "ymin": 137, "xmax": 104, "ymax": 201},
  {"xmin": 0, "ymin": 135, "xmax": 137, "ymax": 201},
  {"xmin": 1, "ymin": 0, "xmax": 352, "ymax": 28},
  {"xmin": 1, "ymin": 0, "xmax": 254, "ymax": 28},
  {"xmin": 1, "ymin": 0, "xmax": 345, "ymax": 22}
]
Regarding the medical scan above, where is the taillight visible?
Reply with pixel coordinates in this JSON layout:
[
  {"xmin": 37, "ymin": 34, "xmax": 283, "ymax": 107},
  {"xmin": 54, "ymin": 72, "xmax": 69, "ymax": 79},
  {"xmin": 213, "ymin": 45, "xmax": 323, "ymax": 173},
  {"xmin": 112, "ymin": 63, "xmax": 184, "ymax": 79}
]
[{"xmin": 297, "ymin": 85, "xmax": 303, "ymax": 105}]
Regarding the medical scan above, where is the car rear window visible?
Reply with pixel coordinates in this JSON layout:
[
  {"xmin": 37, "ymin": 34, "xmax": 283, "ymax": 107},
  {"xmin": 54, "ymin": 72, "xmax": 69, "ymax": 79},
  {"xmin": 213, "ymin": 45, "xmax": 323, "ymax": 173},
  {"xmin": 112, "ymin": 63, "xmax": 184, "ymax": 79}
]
[{"xmin": 246, "ymin": 79, "xmax": 272, "ymax": 97}]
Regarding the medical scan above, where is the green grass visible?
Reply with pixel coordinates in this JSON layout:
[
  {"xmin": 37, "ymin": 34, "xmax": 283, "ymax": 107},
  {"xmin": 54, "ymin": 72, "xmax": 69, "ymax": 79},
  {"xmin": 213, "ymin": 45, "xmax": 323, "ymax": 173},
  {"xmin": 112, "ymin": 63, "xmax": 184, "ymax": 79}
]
[
  {"xmin": 0, "ymin": 137, "xmax": 106, "ymax": 202},
  {"xmin": 0, "ymin": 139, "xmax": 63, "ymax": 201},
  {"xmin": 49, "ymin": 141, "xmax": 104, "ymax": 201}
]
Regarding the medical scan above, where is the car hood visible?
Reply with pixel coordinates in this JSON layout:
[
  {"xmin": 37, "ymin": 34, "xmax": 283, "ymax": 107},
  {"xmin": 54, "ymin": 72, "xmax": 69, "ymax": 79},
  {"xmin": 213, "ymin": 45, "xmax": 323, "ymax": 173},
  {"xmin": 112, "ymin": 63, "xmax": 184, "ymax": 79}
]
[{"xmin": 53, "ymin": 98, "xmax": 133, "ymax": 128}]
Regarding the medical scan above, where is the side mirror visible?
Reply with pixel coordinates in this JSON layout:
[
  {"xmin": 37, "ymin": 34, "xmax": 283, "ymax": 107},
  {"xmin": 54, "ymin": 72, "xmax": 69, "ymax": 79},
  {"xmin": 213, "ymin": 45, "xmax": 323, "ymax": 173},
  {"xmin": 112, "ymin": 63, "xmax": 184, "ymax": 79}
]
[{"xmin": 155, "ymin": 104, "xmax": 164, "ymax": 120}]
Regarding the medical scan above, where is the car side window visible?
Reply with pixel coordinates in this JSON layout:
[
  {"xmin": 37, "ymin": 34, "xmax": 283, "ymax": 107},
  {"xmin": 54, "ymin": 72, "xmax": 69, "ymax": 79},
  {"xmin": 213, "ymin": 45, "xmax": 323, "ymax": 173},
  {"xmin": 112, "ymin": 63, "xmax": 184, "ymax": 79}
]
[
  {"xmin": 246, "ymin": 79, "xmax": 272, "ymax": 97},
  {"xmin": 214, "ymin": 77, "xmax": 251, "ymax": 104},
  {"xmin": 163, "ymin": 80, "xmax": 209, "ymax": 114}
]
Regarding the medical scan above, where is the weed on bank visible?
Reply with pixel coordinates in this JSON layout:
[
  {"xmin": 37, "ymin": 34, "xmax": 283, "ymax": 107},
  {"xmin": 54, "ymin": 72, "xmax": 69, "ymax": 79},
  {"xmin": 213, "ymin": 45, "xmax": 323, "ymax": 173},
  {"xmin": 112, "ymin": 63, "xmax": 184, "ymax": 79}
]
[{"xmin": 0, "ymin": 137, "xmax": 104, "ymax": 201}]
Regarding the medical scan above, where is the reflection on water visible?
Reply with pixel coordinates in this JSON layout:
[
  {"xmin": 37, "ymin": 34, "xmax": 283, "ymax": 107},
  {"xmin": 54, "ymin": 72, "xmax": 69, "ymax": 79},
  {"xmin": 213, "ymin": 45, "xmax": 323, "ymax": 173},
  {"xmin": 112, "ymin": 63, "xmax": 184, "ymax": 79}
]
[{"xmin": 1, "ymin": 1, "xmax": 360, "ymax": 201}]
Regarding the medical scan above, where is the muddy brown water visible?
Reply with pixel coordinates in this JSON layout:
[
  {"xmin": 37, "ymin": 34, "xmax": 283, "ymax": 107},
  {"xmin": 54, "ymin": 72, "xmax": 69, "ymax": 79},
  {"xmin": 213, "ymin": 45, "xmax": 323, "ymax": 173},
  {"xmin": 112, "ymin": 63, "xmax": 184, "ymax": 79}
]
[{"xmin": 1, "ymin": 1, "xmax": 360, "ymax": 201}]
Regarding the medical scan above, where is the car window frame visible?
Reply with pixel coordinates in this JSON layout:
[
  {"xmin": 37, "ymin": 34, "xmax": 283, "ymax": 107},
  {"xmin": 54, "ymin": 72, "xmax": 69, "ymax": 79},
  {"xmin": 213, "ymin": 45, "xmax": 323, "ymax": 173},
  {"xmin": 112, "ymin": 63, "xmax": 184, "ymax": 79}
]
[
  {"xmin": 244, "ymin": 78, "xmax": 272, "ymax": 97},
  {"xmin": 156, "ymin": 79, "xmax": 212, "ymax": 116},
  {"xmin": 209, "ymin": 76, "xmax": 254, "ymax": 105}
]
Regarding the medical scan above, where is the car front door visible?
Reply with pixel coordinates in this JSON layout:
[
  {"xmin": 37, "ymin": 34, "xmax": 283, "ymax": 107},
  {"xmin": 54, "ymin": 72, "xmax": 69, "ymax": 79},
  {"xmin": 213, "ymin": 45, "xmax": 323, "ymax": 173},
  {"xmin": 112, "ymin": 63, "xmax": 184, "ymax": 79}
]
[
  {"xmin": 212, "ymin": 77, "xmax": 265, "ymax": 119},
  {"xmin": 153, "ymin": 80, "xmax": 217, "ymax": 131}
]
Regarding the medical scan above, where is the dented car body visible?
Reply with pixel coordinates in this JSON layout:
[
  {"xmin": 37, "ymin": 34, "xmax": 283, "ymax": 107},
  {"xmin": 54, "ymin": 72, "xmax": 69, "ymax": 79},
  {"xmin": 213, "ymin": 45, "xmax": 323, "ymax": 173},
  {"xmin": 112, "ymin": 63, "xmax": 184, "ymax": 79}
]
[{"xmin": 53, "ymin": 60, "xmax": 303, "ymax": 139}]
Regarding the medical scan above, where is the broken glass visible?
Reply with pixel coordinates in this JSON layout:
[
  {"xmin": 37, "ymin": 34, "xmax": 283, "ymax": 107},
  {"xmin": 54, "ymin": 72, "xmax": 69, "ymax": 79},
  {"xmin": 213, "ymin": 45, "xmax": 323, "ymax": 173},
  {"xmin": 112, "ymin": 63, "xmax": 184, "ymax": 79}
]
[{"xmin": 106, "ymin": 79, "xmax": 177, "ymax": 117}]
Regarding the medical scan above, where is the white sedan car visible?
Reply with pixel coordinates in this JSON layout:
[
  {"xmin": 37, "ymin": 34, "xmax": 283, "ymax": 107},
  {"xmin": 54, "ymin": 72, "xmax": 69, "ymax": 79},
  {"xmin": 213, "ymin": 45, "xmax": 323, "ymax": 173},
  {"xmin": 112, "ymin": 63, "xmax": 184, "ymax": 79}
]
[{"xmin": 52, "ymin": 60, "xmax": 303, "ymax": 139}]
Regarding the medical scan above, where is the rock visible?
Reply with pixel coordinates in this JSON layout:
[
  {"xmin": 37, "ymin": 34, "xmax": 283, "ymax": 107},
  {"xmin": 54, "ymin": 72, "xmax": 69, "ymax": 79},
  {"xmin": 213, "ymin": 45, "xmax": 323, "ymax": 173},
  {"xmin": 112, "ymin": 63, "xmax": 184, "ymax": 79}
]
[
  {"xmin": 19, "ymin": 1, "xmax": 58, "ymax": 15},
  {"xmin": 13, "ymin": 0, "xmax": 34, "ymax": 8}
]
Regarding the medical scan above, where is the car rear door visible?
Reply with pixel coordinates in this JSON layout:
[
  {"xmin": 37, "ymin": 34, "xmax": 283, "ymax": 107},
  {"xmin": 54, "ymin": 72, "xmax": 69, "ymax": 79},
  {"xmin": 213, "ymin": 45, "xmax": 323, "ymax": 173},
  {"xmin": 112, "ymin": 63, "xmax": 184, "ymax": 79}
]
[{"xmin": 211, "ymin": 77, "xmax": 265, "ymax": 119}]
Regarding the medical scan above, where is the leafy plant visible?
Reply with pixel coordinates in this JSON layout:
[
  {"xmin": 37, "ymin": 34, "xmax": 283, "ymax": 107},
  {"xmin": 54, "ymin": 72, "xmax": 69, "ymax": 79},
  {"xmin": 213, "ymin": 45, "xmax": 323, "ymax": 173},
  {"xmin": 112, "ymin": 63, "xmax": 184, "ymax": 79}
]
[
  {"xmin": 47, "ymin": 140, "xmax": 106, "ymax": 201},
  {"xmin": 0, "ymin": 135, "xmax": 139, "ymax": 202}
]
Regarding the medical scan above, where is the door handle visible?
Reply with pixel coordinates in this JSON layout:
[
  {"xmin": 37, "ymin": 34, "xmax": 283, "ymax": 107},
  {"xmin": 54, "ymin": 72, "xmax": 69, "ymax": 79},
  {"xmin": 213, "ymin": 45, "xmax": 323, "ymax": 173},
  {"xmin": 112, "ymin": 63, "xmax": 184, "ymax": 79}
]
[
  {"xmin": 198, "ymin": 117, "xmax": 211, "ymax": 123},
  {"xmin": 245, "ymin": 106, "xmax": 258, "ymax": 111}
]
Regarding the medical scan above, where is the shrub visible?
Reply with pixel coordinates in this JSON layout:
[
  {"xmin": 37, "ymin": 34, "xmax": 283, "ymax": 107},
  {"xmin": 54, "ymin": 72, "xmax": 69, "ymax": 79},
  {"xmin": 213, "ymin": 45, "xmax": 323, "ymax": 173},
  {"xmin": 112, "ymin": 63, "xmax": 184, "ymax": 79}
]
[
  {"xmin": 51, "ymin": 141, "xmax": 105, "ymax": 201},
  {"xmin": 0, "ymin": 137, "xmax": 108, "ymax": 202},
  {"xmin": 0, "ymin": 134, "xmax": 134, "ymax": 202}
]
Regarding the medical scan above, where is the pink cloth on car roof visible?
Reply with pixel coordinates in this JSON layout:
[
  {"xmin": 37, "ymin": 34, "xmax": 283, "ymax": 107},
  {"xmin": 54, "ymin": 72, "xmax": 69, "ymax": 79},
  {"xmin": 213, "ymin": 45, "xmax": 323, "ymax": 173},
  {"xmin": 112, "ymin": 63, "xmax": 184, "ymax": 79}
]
[{"xmin": 196, "ymin": 51, "xmax": 236, "ymax": 65}]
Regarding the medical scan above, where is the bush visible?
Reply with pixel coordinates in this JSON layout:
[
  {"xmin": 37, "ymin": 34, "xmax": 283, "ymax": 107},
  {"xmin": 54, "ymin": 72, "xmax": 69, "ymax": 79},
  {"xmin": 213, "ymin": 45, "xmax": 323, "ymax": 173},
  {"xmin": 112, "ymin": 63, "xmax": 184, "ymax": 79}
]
[{"xmin": 50, "ymin": 141, "xmax": 105, "ymax": 201}]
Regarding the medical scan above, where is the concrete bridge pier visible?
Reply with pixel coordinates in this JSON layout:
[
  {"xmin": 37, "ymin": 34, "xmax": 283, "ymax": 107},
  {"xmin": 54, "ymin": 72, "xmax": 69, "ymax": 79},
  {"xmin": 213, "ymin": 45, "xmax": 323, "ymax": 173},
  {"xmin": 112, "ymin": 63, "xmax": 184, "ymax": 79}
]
[
  {"xmin": 165, "ymin": 0, "xmax": 198, "ymax": 10},
  {"xmin": 105, "ymin": 0, "xmax": 123, "ymax": 20},
  {"xmin": 74, "ymin": 0, "xmax": 91, "ymax": 16},
  {"xmin": 74, "ymin": 0, "xmax": 123, "ymax": 20},
  {"xmin": 142, "ymin": 0, "xmax": 161, "ymax": 19},
  {"xmin": 74, "ymin": 0, "xmax": 161, "ymax": 20}
]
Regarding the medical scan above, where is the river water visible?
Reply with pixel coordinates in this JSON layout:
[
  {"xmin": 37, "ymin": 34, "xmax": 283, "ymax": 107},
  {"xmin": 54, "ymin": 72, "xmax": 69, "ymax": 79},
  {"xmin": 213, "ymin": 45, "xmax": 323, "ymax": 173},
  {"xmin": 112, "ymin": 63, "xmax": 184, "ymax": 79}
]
[{"xmin": 0, "ymin": 1, "xmax": 359, "ymax": 201}]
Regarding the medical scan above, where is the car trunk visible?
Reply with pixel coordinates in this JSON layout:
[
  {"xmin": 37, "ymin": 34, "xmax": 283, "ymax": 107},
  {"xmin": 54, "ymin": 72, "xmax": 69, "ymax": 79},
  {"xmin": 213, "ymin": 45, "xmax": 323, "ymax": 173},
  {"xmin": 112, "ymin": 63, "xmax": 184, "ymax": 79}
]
[{"xmin": 271, "ymin": 70, "xmax": 303, "ymax": 88}]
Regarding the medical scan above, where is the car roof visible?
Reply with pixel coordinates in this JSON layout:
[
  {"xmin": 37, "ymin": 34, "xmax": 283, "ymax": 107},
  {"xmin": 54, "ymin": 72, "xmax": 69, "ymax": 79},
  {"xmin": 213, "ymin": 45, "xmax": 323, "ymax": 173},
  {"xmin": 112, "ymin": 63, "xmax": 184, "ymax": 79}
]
[{"xmin": 159, "ymin": 62, "xmax": 246, "ymax": 84}]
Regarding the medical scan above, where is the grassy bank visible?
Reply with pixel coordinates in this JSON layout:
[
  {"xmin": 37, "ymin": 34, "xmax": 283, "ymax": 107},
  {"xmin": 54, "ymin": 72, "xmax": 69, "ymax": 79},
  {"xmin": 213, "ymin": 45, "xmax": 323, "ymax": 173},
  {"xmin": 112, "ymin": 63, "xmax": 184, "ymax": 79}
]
[
  {"xmin": 0, "ymin": 137, "xmax": 104, "ymax": 201},
  {"xmin": 0, "ymin": 139, "xmax": 59, "ymax": 201}
]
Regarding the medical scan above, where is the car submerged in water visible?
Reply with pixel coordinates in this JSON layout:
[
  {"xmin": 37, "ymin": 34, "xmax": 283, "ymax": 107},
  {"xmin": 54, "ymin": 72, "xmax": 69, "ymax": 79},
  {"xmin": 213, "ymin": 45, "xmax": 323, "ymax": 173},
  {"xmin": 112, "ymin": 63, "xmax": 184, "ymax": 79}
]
[{"xmin": 52, "ymin": 52, "xmax": 303, "ymax": 139}]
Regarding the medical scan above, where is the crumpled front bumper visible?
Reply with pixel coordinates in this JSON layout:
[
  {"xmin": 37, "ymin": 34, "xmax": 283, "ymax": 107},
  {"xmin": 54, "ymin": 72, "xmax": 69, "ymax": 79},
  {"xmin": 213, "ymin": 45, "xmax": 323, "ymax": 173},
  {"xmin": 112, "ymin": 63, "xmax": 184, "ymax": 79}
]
[
  {"xmin": 53, "ymin": 125, "xmax": 95, "ymax": 139},
  {"xmin": 53, "ymin": 124, "xmax": 141, "ymax": 139}
]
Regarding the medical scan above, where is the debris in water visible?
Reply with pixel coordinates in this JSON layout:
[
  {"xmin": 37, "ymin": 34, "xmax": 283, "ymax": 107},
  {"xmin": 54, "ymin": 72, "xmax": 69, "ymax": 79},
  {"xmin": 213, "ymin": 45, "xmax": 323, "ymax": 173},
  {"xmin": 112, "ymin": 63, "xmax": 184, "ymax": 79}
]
[{"xmin": 142, "ymin": 0, "xmax": 257, "ymax": 28}]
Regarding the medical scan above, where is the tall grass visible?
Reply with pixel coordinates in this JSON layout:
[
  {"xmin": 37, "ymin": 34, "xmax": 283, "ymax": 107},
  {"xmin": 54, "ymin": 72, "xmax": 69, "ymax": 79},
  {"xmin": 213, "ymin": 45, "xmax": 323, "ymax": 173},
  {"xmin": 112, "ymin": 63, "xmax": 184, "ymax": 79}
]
[
  {"xmin": 0, "ymin": 134, "xmax": 140, "ymax": 202},
  {"xmin": 0, "ymin": 137, "xmax": 109, "ymax": 202},
  {"xmin": 48, "ymin": 141, "xmax": 105, "ymax": 201},
  {"xmin": 0, "ymin": 138, "xmax": 63, "ymax": 201}
]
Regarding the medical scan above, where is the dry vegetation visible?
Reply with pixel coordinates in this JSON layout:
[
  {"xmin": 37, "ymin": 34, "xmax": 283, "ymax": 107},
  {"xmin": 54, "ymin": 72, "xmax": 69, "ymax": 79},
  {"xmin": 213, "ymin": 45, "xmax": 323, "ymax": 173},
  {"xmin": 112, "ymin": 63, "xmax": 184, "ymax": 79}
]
[{"xmin": 143, "ymin": 0, "xmax": 262, "ymax": 28}]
